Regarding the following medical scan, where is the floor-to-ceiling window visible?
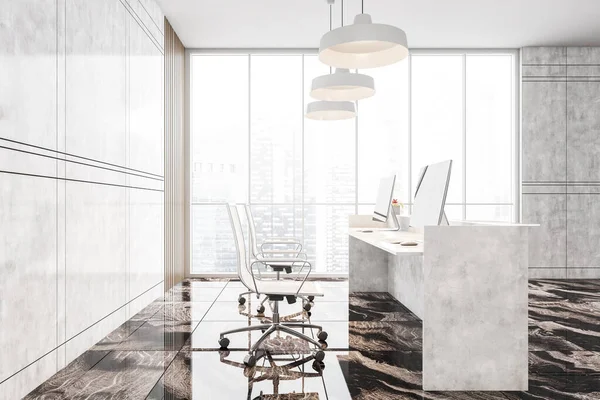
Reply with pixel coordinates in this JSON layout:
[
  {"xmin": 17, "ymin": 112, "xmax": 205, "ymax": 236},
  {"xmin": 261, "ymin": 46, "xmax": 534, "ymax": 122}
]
[{"xmin": 189, "ymin": 50, "xmax": 517, "ymax": 275}]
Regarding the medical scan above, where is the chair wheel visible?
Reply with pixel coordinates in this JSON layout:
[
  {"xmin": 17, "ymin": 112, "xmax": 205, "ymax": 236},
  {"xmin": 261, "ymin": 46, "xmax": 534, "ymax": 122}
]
[
  {"xmin": 308, "ymin": 296, "xmax": 315, "ymax": 301},
  {"xmin": 218, "ymin": 337, "xmax": 230, "ymax": 348},
  {"xmin": 314, "ymin": 350, "xmax": 325, "ymax": 362},
  {"xmin": 257, "ymin": 305, "xmax": 265, "ymax": 314},
  {"xmin": 243, "ymin": 367, "xmax": 256, "ymax": 378},
  {"xmin": 318, "ymin": 331, "xmax": 328, "ymax": 341},
  {"xmin": 312, "ymin": 360, "xmax": 325, "ymax": 372},
  {"xmin": 218, "ymin": 349, "xmax": 230, "ymax": 358},
  {"xmin": 304, "ymin": 303, "xmax": 312, "ymax": 312},
  {"xmin": 238, "ymin": 296, "xmax": 246, "ymax": 305},
  {"xmin": 244, "ymin": 354, "xmax": 257, "ymax": 367}
]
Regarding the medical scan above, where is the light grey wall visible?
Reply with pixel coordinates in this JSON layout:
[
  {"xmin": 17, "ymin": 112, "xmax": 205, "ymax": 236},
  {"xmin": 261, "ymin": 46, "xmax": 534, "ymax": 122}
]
[
  {"xmin": 522, "ymin": 46, "xmax": 600, "ymax": 279},
  {"xmin": 0, "ymin": 0, "xmax": 165, "ymax": 397}
]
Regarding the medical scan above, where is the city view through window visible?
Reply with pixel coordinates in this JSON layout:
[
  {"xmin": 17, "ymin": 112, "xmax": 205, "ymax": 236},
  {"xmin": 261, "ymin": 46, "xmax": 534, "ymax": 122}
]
[{"xmin": 190, "ymin": 52, "xmax": 516, "ymax": 274}]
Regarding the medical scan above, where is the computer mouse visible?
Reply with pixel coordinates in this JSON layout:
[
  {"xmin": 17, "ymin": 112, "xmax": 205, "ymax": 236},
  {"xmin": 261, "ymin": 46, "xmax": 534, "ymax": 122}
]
[{"xmin": 400, "ymin": 241, "xmax": 418, "ymax": 246}]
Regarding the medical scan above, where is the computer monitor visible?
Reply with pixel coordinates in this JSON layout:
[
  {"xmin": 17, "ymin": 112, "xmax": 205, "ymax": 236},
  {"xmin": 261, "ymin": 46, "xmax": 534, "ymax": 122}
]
[
  {"xmin": 410, "ymin": 160, "xmax": 452, "ymax": 228},
  {"xmin": 373, "ymin": 175, "xmax": 396, "ymax": 223}
]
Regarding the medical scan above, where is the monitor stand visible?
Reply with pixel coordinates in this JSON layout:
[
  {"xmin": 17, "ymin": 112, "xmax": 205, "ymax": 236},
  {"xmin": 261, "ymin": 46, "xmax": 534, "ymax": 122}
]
[{"xmin": 378, "ymin": 208, "xmax": 401, "ymax": 231}]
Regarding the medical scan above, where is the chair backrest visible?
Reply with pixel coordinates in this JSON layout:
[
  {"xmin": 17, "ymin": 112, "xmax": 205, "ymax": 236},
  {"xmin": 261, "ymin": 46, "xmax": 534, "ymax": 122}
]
[
  {"xmin": 244, "ymin": 204, "xmax": 260, "ymax": 257},
  {"xmin": 226, "ymin": 204, "xmax": 255, "ymax": 291},
  {"xmin": 236, "ymin": 204, "xmax": 255, "ymax": 260}
]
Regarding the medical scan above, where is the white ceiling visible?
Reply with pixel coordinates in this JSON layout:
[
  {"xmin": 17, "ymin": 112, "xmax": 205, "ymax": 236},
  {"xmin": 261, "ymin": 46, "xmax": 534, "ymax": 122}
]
[{"xmin": 156, "ymin": 0, "xmax": 600, "ymax": 49}]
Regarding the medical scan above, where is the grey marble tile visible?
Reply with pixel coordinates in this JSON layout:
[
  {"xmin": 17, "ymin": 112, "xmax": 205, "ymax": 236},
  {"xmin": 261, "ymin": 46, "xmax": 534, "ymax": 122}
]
[
  {"xmin": 522, "ymin": 47, "xmax": 566, "ymax": 65},
  {"xmin": 423, "ymin": 226, "xmax": 528, "ymax": 391},
  {"xmin": 529, "ymin": 268, "xmax": 567, "ymax": 279},
  {"xmin": 24, "ymin": 350, "xmax": 109, "ymax": 398},
  {"xmin": 521, "ymin": 81, "xmax": 567, "ymax": 182},
  {"xmin": 91, "ymin": 320, "xmax": 145, "ymax": 351},
  {"xmin": 522, "ymin": 183, "xmax": 566, "ymax": 194},
  {"xmin": 567, "ymin": 82, "xmax": 600, "ymax": 182},
  {"xmin": 59, "ymin": 351, "xmax": 176, "ymax": 399},
  {"xmin": 349, "ymin": 236, "xmax": 389, "ymax": 292},
  {"xmin": 65, "ymin": 308, "xmax": 128, "ymax": 365},
  {"xmin": 522, "ymin": 194, "xmax": 567, "ymax": 268},
  {"xmin": 567, "ymin": 47, "xmax": 600, "ymax": 64},
  {"xmin": 388, "ymin": 254, "xmax": 424, "ymax": 319},
  {"xmin": 114, "ymin": 319, "xmax": 199, "ymax": 351},
  {"xmin": 567, "ymin": 268, "xmax": 600, "ymax": 279},
  {"xmin": 148, "ymin": 350, "xmax": 351, "ymax": 400},
  {"xmin": 162, "ymin": 285, "xmax": 224, "ymax": 302},
  {"xmin": 150, "ymin": 301, "xmax": 213, "ymax": 321},
  {"xmin": 567, "ymin": 194, "xmax": 600, "ymax": 268},
  {"xmin": 522, "ymin": 65, "xmax": 567, "ymax": 77},
  {"xmin": 349, "ymin": 321, "xmax": 422, "ymax": 351}
]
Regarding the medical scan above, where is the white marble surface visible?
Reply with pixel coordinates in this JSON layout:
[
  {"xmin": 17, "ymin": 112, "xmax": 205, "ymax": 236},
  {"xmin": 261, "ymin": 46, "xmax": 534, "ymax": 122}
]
[
  {"xmin": 129, "ymin": 13, "xmax": 164, "ymax": 177},
  {"xmin": 348, "ymin": 228, "xmax": 424, "ymax": 255},
  {"xmin": 0, "ymin": 175, "xmax": 58, "ymax": 383},
  {"xmin": 388, "ymin": 254, "xmax": 424, "ymax": 319},
  {"xmin": 65, "ymin": 182, "xmax": 127, "ymax": 338},
  {"xmin": 349, "ymin": 217, "xmax": 532, "ymax": 390},
  {"xmin": 0, "ymin": 0, "xmax": 57, "ymax": 149},
  {"xmin": 0, "ymin": 0, "xmax": 166, "ymax": 396},
  {"xmin": 348, "ymin": 236, "xmax": 389, "ymax": 293},
  {"xmin": 65, "ymin": 0, "xmax": 127, "ymax": 167},
  {"xmin": 0, "ymin": 349, "xmax": 57, "ymax": 399},
  {"xmin": 129, "ymin": 189, "xmax": 163, "ymax": 299},
  {"xmin": 422, "ymin": 225, "xmax": 529, "ymax": 391}
]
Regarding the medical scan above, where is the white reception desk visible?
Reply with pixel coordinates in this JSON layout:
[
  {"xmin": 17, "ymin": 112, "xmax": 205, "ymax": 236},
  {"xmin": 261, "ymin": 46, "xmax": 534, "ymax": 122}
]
[{"xmin": 349, "ymin": 215, "xmax": 537, "ymax": 391}]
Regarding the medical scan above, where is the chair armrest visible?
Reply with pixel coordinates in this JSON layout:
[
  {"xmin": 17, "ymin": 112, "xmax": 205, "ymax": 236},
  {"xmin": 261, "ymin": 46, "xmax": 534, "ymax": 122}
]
[
  {"xmin": 260, "ymin": 240, "xmax": 302, "ymax": 253},
  {"xmin": 262, "ymin": 238, "xmax": 302, "ymax": 244},
  {"xmin": 258, "ymin": 249, "xmax": 308, "ymax": 260}
]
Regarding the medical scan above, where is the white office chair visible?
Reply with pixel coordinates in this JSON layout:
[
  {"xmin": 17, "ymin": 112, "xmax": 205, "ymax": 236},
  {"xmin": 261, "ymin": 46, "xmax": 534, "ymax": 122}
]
[
  {"xmin": 218, "ymin": 204, "xmax": 328, "ymax": 367},
  {"xmin": 237, "ymin": 204, "xmax": 315, "ymax": 315},
  {"xmin": 244, "ymin": 203, "xmax": 305, "ymax": 260}
]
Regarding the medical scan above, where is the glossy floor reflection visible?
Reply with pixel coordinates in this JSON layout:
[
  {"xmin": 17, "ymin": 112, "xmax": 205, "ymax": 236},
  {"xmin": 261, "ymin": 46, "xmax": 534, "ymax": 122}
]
[{"xmin": 24, "ymin": 279, "xmax": 600, "ymax": 399}]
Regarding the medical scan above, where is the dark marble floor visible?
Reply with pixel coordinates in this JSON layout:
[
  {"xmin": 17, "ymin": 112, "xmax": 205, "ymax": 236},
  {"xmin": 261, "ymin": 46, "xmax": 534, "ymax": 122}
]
[{"xmin": 24, "ymin": 279, "xmax": 600, "ymax": 399}]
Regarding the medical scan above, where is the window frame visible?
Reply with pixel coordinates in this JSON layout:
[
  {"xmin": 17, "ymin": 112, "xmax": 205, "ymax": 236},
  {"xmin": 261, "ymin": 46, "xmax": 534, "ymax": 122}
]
[{"xmin": 185, "ymin": 48, "xmax": 520, "ymax": 278}]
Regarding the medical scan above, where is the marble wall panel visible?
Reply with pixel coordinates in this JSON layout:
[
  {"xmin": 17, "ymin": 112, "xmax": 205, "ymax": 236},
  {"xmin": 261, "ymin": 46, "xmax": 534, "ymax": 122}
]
[
  {"xmin": 0, "ymin": 0, "xmax": 57, "ymax": 149},
  {"xmin": 0, "ymin": 175, "xmax": 57, "ymax": 382},
  {"xmin": 65, "ymin": 182, "xmax": 127, "ymax": 338},
  {"xmin": 65, "ymin": 0, "xmax": 127, "ymax": 167}
]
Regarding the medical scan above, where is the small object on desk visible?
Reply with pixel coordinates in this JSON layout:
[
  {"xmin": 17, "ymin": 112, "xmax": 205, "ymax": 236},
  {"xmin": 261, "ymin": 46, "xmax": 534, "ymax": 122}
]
[
  {"xmin": 400, "ymin": 241, "xmax": 419, "ymax": 246},
  {"xmin": 360, "ymin": 229, "xmax": 373, "ymax": 233}
]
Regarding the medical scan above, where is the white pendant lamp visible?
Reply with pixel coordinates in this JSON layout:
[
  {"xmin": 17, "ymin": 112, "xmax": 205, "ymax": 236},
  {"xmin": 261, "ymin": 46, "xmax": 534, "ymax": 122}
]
[
  {"xmin": 319, "ymin": 1, "xmax": 408, "ymax": 69},
  {"xmin": 305, "ymin": 0, "xmax": 357, "ymax": 120},
  {"xmin": 310, "ymin": 68, "xmax": 375, "ymax": 101},
  {"xmin": 305, "ymin": 101, "xmax": 356, "ymax": 121}
]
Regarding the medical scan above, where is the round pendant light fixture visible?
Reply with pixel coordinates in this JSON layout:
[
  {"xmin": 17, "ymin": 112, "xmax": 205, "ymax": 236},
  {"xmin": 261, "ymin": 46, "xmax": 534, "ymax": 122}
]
[
  {"xmin": 319, "ymin": 1, "xmax": 408, "ymax": 69},
  {"xmin": 305, "ymin": 101, "xmax": 356, "ymax": 121},
  {"xmin": 305, "ymin": 0, "xmax": 358, "ymax": 120},
  {"xmin": 310, "ymin": 68, "xmax": 375, "ymax": 101}
]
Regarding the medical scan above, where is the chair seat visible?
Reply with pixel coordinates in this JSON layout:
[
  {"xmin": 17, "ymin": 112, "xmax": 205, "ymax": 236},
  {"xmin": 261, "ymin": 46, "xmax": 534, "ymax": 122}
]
[{"xmin": 254, "ymin": 279, "xmax": 323, "ymax": 298}]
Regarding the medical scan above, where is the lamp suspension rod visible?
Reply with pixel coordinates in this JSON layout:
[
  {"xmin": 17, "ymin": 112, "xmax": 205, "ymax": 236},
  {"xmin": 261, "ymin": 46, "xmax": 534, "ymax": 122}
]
[{"xmin": 329, "ymin": 2, "xmax": 332, "ymax": 73}]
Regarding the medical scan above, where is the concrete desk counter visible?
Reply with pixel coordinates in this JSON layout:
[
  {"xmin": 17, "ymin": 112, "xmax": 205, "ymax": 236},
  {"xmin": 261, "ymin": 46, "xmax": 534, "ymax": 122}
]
[{"xmin": 349, "ymin": 215, "xmax": 538, "ymax": 391}]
